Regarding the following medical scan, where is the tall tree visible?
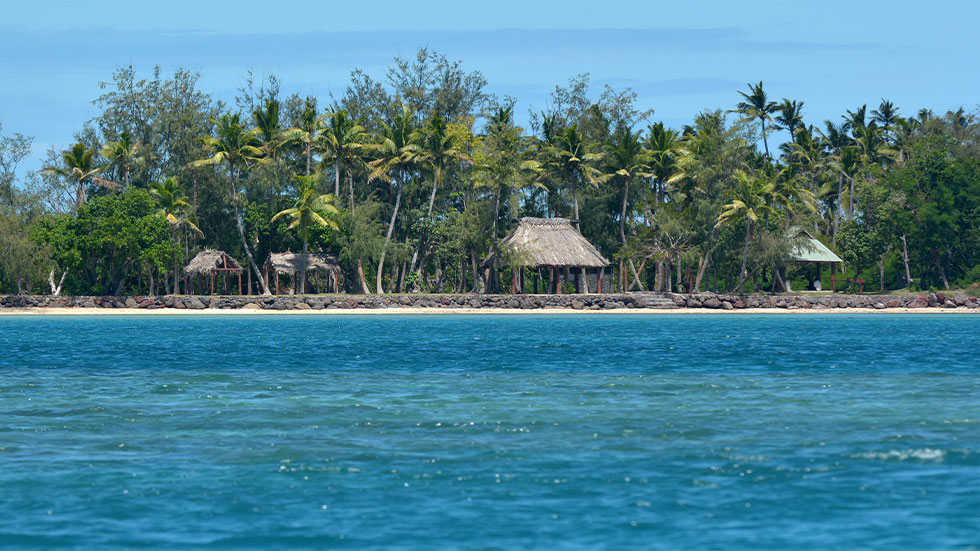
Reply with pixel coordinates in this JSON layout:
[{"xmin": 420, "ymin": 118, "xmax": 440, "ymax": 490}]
[
  {"xmin": 734, "ymin": 82, "xmax": 778, "ymax": 160},
  {"xmin": 602, "ymin": 129, "xmax": 650, "ymax": 289},
  {"xmin": 43, "ymin": 143, "xmax": 106, "ymax": 210},
  {"xmin": 775, "ymin": 99, "xmax": 805, "ymax": 144},
  {"xmin": 715, "ymin": 171, "xmax": 775, "ymax": 293},
  {"xmin": 540, "ymin": 123, "xmax": 601, "ymax": 221},
  {"xmin": 367, "ymin": 104, "xmax": 422, "ymax": 293},
  {"xmin": 191, "ymin": 112, "xmax": 270, "ymax": 294},
  {"xmin": 272, "ymin": 175, "xmax": 340, "ymax": 293},
  {"xmin": 320, "ymin": 108, "xmax": 368, "ymax": 206},
  {"xmin": 101, "ymin": 131, "xmax": 143, "ymax": 189},
  {"xmin": 149, "ymin": 176, "xmax": 202, "ymax": 294}
]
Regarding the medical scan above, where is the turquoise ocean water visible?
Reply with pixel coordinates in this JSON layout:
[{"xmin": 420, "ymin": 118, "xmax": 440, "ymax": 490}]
[{"xmin": 1, "ymin": 314, "xmax": 978, "ymax": 550}]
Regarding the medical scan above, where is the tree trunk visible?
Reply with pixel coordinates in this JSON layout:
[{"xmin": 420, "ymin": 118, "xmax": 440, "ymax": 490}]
[
  {"xmin": 470, "ymin": 251, "xmax": 483, "ymax": 293},
  {"xmin": 694, "ymin": 227, "xmax": 715, "ymax": 293},
  {"xmin": 48, "ymin": 270, "xmax": 67, "ymax": 296},
  {"xmin": 900, "ymin": 234, "xmax": 912, "ymax": 288},
  {"xmin": 376, "ymin": 185, "xmax": 403, "ymax": 294},
  {"xmin": 306, "ymin": 143, "xmax": 312, "ymax": 177},
  {"xmin": 335, "ymin": 160, "xmax": 341, "ymax": 197},
  {"xmin": 357, "ymin": 260, "xmax": 371, "ymax": 294},
  {"xmin": 736, "ymin": 222, "xmax": 752, "ymax": 294},
  {"xmin": 300, "ymin": 240, "xmax": 308, "ymax": 294},
  {"xmin": 878, "ymin": 257, "xmax": 886, "ymax": 292},
  {"xmin": 348, "ymin": 167, "xmax": 356, "ymax": 215},
  {"xmin": 761, "ymin": 118, "xmax": 770, "ymax": 160},
  {"xmin": 833, "ymin": 172, "xmax": 843, "ymax": 245},
  {"xmin": 230, "ymin": 163, "xmax": 270, "ymax": 295},
  {"xmin": 170, "ymin": 227, "xmax": 180, "ymax": 294},
  {"xmin": 618, "ymin": 178, "xmax": 630, "ymax": 246}
]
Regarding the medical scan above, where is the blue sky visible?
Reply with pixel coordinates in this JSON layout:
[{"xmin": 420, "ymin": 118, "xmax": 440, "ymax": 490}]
[{"xmin": 2, "ymin": 0, "xmax": 978, "ymax": 173}]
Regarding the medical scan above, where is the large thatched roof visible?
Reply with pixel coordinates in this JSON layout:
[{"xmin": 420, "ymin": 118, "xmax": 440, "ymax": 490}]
[
  {"xmin": 264, "ymin": 252, "xmax": 341, "ymax": 274},
  {"xmin": 184, "ymin": 249, "xmax": 243, "ymax": 274},
  {"xmin": 494, "ymin": 217, "xmax": 610, "ymax": 268}
]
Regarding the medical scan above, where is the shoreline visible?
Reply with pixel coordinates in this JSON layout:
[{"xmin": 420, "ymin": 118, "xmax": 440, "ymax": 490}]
[{"xmin": 2, "ymin": 306, "xmax": 978, "ymax": 316}]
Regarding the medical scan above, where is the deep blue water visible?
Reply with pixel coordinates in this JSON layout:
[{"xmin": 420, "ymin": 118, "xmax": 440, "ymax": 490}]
[{"xmin": 1, "ymin": 314, "xmax": 979, "ymax": 550}]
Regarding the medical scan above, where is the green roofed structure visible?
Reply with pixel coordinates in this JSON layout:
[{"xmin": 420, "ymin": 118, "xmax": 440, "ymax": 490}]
[
  {"xmin": 786, "ymin": 227, "xmax": 843, "ymax": 264},
  {"xmin": 784, "ymin": 227, "xmax": 843, "ymax": 292}
]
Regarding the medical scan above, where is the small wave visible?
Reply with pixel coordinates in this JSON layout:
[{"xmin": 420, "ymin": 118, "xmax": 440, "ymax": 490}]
[{"xmin": 854, "ymin": 448, "xmax": 946, "ymax": 461}]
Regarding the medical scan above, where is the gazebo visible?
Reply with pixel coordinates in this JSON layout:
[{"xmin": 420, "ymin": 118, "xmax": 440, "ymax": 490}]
[
  {"xmin": 785, "ymin": 227, "xmax": 844, "ymax": 291},
  {"xmin": 184, "ymin": 249, "xmax": 244, "ymax": 295},
  {"xmin": 492, "ymin": 217, "xmax": 610, "ymax": 294},
  {"xmin": 264, "ymin": 252, "xmax": 343, "ymax": 295}
]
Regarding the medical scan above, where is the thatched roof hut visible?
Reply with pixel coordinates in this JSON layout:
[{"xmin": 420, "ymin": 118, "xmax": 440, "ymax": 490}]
[
  {"xmin": 495, "ymin": 217, "xmax": 610, "ymax": 268},
  {"xmin": 264, "ymin": 253, "xmax": 342, "ymax": 295},
  {"xmin": 490, "ymin": 217, "xmax": 610, "ymax": 294},
  {"xmin": 185, "ymin": 249, "xmax": 243, "ymax": 275},
  {"xmin": 264, "ymin": 252, "xmax": 341, "ymax": 275},
  {"xmin": 184, "ymin": 249, "xmax": 244, "ymax": 295}
]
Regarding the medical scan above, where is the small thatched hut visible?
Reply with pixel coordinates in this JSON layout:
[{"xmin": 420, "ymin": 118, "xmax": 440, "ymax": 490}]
[
  {"xmin": 264, "ymin": 252, "xmax": 342, "ymax": 294},
  {"xmin": 184, "ymin": 249, "xmax": 244, "ymax": 295},
  {"xmin": 493, "ymin": 217, "xmax": 610, "ymax": 294}
]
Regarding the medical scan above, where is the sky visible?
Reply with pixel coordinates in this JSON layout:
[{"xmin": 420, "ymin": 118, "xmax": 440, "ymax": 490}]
[{"xmin": 1, "ymin": 0, "xmax": 978, "ymax": 174}]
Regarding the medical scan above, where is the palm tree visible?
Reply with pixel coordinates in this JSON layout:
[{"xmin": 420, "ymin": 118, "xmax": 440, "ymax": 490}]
[
  {"xmin": 775, "ymin": 99, "xmax": 805, "ymax": 144},
  {"xmin": 645, "ymin": 122, "xmax": 681, "ymax": 205},
  {"xmin": 872, "ymin": 99, "xmax": 899, "ymax": 136},
  {"xmin": 409, "ymin": 114, "xmax": 472, "ymax": 276},
  {"xmin": 44, "ymin": 143, "xmax": 107, "ymax": 210},
  {"xmin": 321, "ymin": 108, "xmax": 368, "ymax": 208},
  {"xmin": 190, "ymin": 112, "xmax": 270, "ymax": 294},
  {"xmin": 272, "ymin": 175, "xmax": 340, "ymax": 293},
  {"xmin": 101, "ymin": 131, "xmax": 143, "ymax": 189},
  {"xmin": 149, "ymin": 177, "xmax": 202, "ymax": 294},
  {"xmin": 602, "ymin": 129, "xmax": 651, "ymax": 289},
  {"xmin": 252, "ymin": 98, "xmax": 289, "ymax": 160},
  {"xmin": 540, "ymin": 124, "xmax": 601, "ymax": 221},
  {"xmin": 715, "ymin": 171, "xmax": 776, "ymax": 293},
  {"xmin": 285, "ymin": 97, "xmax": 327, "ymax": 177},
  {"xmin": 734, "ymin": 81, "xmax": 778, "ymax": 160},
  {"xmin": 367, "ymin": 103, "xmax": 423, "ymax": 293}
]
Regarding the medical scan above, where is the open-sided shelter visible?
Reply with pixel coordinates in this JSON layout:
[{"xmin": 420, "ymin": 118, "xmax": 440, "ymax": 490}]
[
  {"xmin": 184, "ymin": 249, "xmax": 245, "ymax": 295},
  {"xmin": 492, "ymin": 217, "xmax": 610, "ymax": 294},
  {"xmin": 785, "ymin": 227, "xmax": 844, "ymax": 291},
  {"xmin": 264, "ymin": 252, "xmax": 342, "ymax": 295}
]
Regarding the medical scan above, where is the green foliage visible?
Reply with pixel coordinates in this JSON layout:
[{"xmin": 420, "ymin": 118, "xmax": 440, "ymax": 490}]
[{"xmin": 31, "ymin": 190, "xmax": 172, "ymax": 295}]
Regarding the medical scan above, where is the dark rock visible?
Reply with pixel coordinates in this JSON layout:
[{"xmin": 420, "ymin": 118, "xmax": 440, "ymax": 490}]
[
  {"xmin": 952, "ymin": 292, "xmax": 968, "ymax": 306},
  {"xmin": 927, "ymin": 293, "xmax": 938, "ymax": 307},
  {"xmin": 138, "ymin": 299, "xmax": 154, "ymax": 308},
  {"xmin": 944, "ymin": 299, "xmax": 957, "ymax": 309},
  {"xmin": 185, "ymin": 298, "xmax": 205, "ymax": 310},
  {"xmin": 721, "ymin": 301, "xmax": 734, "ymax": 310},
  {"xmin": 733, "ymin": 300, "xmax": 747, "ymax": 309},
  {"xmin": 702, "ymin": 297, "xmax": 722, "ymax": 309},
  {"xmin": 686, "ymin": 298, "xmax": 702, "ymax": 308},
  {"xmin": 908, "ymin": 296, "xmax": 930, "ymax": 308}
]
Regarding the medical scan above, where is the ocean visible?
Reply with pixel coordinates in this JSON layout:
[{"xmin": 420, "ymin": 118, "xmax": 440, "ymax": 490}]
[{"xmin": 1, "ymin": 314, "xmax": 978, "ymax": 549}]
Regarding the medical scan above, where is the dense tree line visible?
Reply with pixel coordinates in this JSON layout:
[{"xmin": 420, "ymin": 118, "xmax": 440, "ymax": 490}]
[{"xmin": 2, "ymin": 49, "xmax": 979, "ymax": 296}]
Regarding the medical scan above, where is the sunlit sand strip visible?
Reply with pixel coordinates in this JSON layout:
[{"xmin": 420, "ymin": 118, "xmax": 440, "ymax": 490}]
[{"xmin": 1, "ymin": 307, "xmax": 978, "ymax": 316}]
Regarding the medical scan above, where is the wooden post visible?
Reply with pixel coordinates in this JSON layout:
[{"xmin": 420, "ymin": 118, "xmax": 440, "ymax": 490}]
[
  {"xmin": 511, "ymin": 268, "xmax": 517, "ymax": 294},
  {"xmin": 275, "ymin": 271, "xmax": 280, "ymax": 295},
  {"xmin": 247, "ymin": 268, "xmax": 251, "ymax": 295},
  {"xmin": 597, "ymin": 267, "xmax": 603, "ymax": 294},
  {"xmin": 555, "ymin": 267, "xmax": 562, "ymax": 295},
  {"xmin": 238, "ymin": 271, "xmax": 242, "ymax": 295},
  {"xmin": 534, "ymin": 269, "xmax": 539, "ymax": 294},
  {"xmin": 210, "ymin": 273, "xmax": 214, "ymax": 295}
]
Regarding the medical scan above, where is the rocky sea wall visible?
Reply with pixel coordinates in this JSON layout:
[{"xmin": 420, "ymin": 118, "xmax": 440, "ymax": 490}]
[{"xmin": 2, "ymin": 291, "xmax": 978, "ymax": 311}]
